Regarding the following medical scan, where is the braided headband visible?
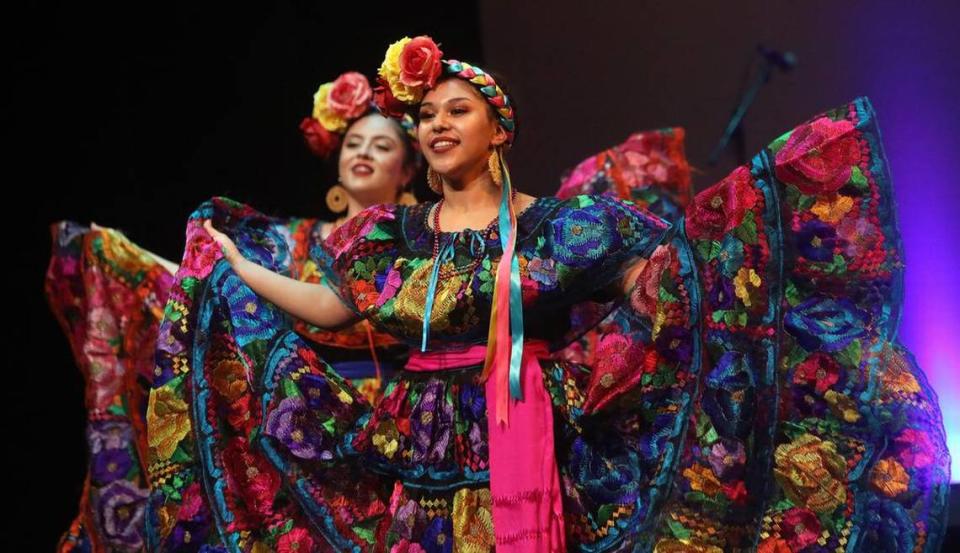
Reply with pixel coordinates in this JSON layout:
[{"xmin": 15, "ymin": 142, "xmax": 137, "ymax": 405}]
[
  {"xmin": 301, "ymin": 70, "xmax": 418, "ymax": 158},
  {"xmin": 374, "ymin": 36, "xmax": 515, "ymax": 144}
]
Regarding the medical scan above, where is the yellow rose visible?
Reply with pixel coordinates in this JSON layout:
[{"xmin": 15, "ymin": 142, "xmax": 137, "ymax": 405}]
[
  {"xmin": 312, "ymin": 83, "xmax": 347, "ymax": 133},
  {"xmin": 378, "ymin": 37, "xmax": 421, "ymax": 103},
  {"xmin": 147, "ymin": 384, "xmax": 192, "ymax": 461}
]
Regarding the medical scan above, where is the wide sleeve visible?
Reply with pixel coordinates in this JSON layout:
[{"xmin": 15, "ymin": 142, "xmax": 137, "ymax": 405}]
[{"xmin": 310, "ymin": 203, "xmax": 404, "ymax": 318}]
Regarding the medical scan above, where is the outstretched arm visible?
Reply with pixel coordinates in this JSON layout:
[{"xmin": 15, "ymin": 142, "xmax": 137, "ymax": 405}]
[{"xmin": 204, "ymin": 220, "xmax": 358, "ymax": 329}]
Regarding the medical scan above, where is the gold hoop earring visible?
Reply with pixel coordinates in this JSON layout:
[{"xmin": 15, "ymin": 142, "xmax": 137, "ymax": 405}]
[
  {"xmin": 325, "ymin": 184, "xmax": 348, "ymax": 214},
  {"xmin": 427, "ymin": 168, "xmax": 444, "ymax": 195},
  {"xmin": 397, "ymin": 190, "xmax": 417, "ymax": 205},
  {"xmin": 488, "ymin": 149, "xmax": 503, "ymax": 187}
]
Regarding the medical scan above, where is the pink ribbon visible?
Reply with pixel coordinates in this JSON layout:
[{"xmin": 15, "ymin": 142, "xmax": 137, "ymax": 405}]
[{"xmin": 406, "ymin": 341, "xmax": 566, "ymax": 551}]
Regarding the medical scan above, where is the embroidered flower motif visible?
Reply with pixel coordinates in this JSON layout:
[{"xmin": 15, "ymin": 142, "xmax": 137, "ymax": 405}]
[
  {"xmin": 96, "ymin": 480, "xmax": 148, "ymax": 549},
  {"xmin": 264, "ymin": 396, "xmax": 333, "ymax": 461},
  {"xmin": 92, "ymin": 447, "xmax": 134, "ymax": 485},
  {"xmin": 527, "ymin": 256, "xmax": 558, "ymax": 287},
  {"xmin": 410, "ymin": 379, "xmax": 453, "ymax": 464},
  {"xmin": 894, "ymin": 428, "xmax": 935, "ymax": 469},
  {"xmin": 211, "ymin": 358, "xmax": 249, "ymax": 403},
  {"xmin": 811, "ymin": 194, "xmax": 854, "ymax": 224},
  {"xmin": 838, "ymin": 217, "xmax": 881, "ymax": 258},
  {"xmin": 551, "ymin": 206, "xmax": 623, "ymax": 263},
  {"xmin": 707, "ymin": 438, "xmax": 746, "ymax": 479},
  {"xmin": 732, "ymin": 267, "xmax": 762, "ymax": 307},
  {"xmin": 824, "ymin": 389, "xmax": 861, "ymax": 423},
  {"xmin": 221, "ymin": 437, "xmax": 280, "ymax": 520},
  {"xmin": 796, "ymin": 220, "xmax": 838, "ymax": 262},
  {"xmin": 773, "ymin": 433, "xmax": 847, "ymax": 513},
  {"xmin": 276, "ymin": 527, "xmax": 315, "ymax": 553},
  {"xmin": 180, "ymin": 226, "xmax": 222, "ymax": 280},
  {"xmin": 870, "ymin": 457, "xmax": 910, "ymax": 498},
  {"xmin": 683, "ymin": 464, "xmax": 723, "ymax": 496},
  {"xmin": 784, "ymin": 295, "xmax": 870, "ymax": 352},
  {"xmin": 774, "ymin": 116, "xmax": 860, "ymax": 196},
  {"xmin": 146, "ymin": 382, "xmax": 191, "ymax": 461},
  {"xmin": 685, "ymin": 165, "xmax": 758, "ymax": 240},
  {"xmin": 372, "ymin": 419, "xmax": 402, "ymax": 460},
  {"xmin": 792, "ymin": 352, "xmax": 841, "ymax": 394}
]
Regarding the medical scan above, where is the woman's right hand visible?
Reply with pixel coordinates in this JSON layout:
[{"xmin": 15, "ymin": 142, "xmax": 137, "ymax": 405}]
[{"xmin": 203, "ymin": 220, "xmax": 243, "ymax": 266}]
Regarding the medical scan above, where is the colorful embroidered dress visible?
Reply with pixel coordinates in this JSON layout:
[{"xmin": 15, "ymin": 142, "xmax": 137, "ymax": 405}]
[
  {"xmin": 48, "ymin": 222, "xmax": 174, "ymax": 553},
  {"xmin": 47, "ymin": 216, "xmax": 397, "ymax": 552},
  {"xmin": 555, "ymin": 128, "xmax": 694, "ymax": 366},
  {"xmin": 146, "ymin": 98, "xmax": 948, "ymax": 552}
]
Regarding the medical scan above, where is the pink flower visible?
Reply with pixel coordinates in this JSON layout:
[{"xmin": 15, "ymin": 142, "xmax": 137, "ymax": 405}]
[
  {"xmin": 180, "ymin": 225, "xmax": 222, "ymax": 279},
  {"xmin": 781, "ymin": 507, "xmax": 821, "ymax": 550},
  {"xmin": 398, "ymin": 36, "xmax": 443, "ymax": 89},
  {"xmin": 177, "ymin": 482, "xmax": 204, "ymax": 521},
  {"xmin": 837, "ymin": 217, "xmax": 880, "ymax": 258},
  {"xmin": 327, "ymin": 72, "xmax": 372, "ymax": 120},
  {"xmin": 775, "ymin": 117, "xmax": 861, "ymax": 196},
  {"xmin": 895, "ymin": 428, "xmax": 935, "ymax": 468}
]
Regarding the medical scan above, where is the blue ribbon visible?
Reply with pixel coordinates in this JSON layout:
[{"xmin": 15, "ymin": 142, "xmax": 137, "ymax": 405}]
[
  {"xmin": 422, "ymin": 228, "xmax": 456, "ymax": 352},
  {"xmin": 497, "ymin": 160, "xmax": 525, "ymax": 400}
]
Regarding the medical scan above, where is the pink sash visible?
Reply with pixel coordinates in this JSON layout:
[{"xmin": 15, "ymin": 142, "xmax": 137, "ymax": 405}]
[{"xmin": 406, "ymin": 341, "xmax": 566, "ymax": 551}]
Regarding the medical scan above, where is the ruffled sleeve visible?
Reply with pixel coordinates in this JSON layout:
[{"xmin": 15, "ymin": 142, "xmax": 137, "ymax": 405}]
[{"xmin": 312, "ymin": 203, "xmax": 404, "ymax": 318}]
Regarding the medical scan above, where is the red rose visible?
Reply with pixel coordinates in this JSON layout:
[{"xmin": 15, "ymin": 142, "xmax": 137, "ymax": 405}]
[
  {"xmin": 327, "ymin": 71, "xmax": 372, "ymax": 120},
  {"xmin": 373, "ymin": 77, "xmax": 409, "ymax": 119},
  {"xmin": 299, "ymin": 116, "xmax": 340, "ymax": 158},
  {"xmin": 685, "ymin": 165, "xmax": 758, "ymax": 240},
  {"xmin": 775, "ymin": 117, "xmax": 860, "ymax": 195},
  {"xmin": 398, "ymin": 36, "xmax": 443, "ymax": 88}
]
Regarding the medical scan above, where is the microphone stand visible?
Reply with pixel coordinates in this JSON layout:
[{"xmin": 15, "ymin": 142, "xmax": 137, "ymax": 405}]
[{"xmin": 708, "ymin": 47, "xmax": 785, "ymax": 166}]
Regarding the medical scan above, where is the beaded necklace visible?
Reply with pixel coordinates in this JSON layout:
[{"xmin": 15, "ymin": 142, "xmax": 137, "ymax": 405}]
[{"xmin": 429, "ymin": 192, "xmax": 516, "ymax": 279}]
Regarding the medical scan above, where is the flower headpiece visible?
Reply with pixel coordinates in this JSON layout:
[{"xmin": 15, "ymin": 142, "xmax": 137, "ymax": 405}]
[
  {"xmin": 373, "ymin": 36, "xmax": 516, "ymax": 145},
  {"xmin": 300, "ymin": 71, "xmax": 418, "ymax": 158}
]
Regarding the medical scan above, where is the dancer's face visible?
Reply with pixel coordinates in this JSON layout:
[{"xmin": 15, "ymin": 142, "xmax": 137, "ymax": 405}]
[
  {"xmin": 417, "ymin": 78, "xmax": 507, "ymax": 184},
  {"xmin": 338, "ymin": 113, "xmax": 413, "ymax": 206}
]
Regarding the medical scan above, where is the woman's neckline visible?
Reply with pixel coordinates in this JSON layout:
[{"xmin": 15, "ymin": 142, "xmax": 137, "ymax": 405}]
[{"xmin": 424, "ymin": 195, "xmax": 544, "ymax": 235}]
